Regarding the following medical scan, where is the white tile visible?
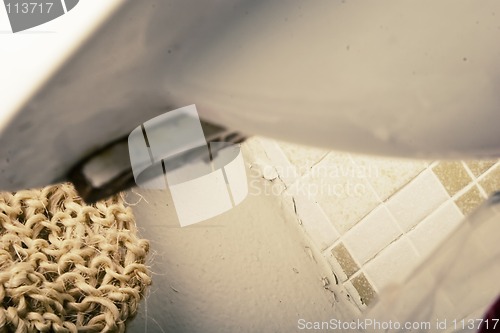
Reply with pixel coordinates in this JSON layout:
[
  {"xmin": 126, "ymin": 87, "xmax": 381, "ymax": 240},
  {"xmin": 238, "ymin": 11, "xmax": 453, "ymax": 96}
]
[
  {"xmin": 276, "ymin": 140, "xmax": 329, "ymax": 176},
  {"xmin": 304, "ymin": 153, "xmax": 381, "ymax": 234},
  {"xmin": 290, "ymin": 193, "xmax": 340, "ymax": 251},
  {"xmin": 257, "ymin": 138, "xmax": 300, "ymax": 186},
  {"xmin": 363, "ymin": 237, "xmax": 421, "ymax": 291},
  {"xmin": 386, "ymin": 169, "xmax": 450, "ymax": 232},
  {"xmin": 408, "ymin": 201, "xmax": 464, "ymax": 258},
  {"xmin": 343, "ymin": 206, "xmax": 402, "ymax": 265},
  {"xmin": 350, "ymin": 154, "xmax": 428, "ymax": 201}
]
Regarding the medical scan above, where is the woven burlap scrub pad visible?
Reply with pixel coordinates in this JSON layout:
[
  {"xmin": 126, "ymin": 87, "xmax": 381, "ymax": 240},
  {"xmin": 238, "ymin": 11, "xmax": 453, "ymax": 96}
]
[{"xmin": 0, "ymin": 183, "xmax": 151, "ymax": 333}]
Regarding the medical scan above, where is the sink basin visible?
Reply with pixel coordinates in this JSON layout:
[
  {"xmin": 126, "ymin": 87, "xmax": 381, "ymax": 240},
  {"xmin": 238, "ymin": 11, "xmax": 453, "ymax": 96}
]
[{"xmin": 1, "ymin": 0, "xmax": 500, "ymax": 191}]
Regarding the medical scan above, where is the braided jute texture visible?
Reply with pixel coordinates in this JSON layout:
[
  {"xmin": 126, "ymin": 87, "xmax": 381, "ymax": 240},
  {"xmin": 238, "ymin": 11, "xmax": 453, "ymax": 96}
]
[{"xmin": 0, "ymin": 183, "xmax": 151, "ymax": 333}]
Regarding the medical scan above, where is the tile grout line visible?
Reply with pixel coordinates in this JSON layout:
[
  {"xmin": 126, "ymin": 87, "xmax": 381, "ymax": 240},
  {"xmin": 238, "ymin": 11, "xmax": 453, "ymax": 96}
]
[
  {"xmin": 340, "ymin": 157, "xmax": 435, "ymax": 297},
  {"xmin": 400, "ymin": 166, "xmax": 438, "ymax": 256},
  {"xmin": 256, "ymin": 140, "xmax": 500, "ymax": 311},
  {"xmin": 357, "ymin": 161, "xmax": 436, "ymax": 262},
  {"xmin": 324, "ymin": 153, "xmax": 379, "ymax": 294},
  {"xmin": 318, "ymin": 153, "xmax": 381, "ymax": 303},
  {"xmin": 472, "ymin": 160, "xmax": 500, "ymax": 198},
  {"xmin": 338, "ymin": 159, "xmax": 440, "ymax": 295},
  {"xmin": 461, "ymin": 160, "xmax": 489, "ymax": 199}
]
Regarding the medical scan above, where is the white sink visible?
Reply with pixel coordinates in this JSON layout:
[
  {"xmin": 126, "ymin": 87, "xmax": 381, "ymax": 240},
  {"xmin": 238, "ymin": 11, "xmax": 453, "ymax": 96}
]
[{"xmin": 1, "ymin": 0, "xmax": 500, "ymax": 191}]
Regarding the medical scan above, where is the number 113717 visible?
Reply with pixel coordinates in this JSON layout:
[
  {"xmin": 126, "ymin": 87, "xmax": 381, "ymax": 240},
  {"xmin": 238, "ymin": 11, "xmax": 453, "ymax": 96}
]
[
  {"xmin": 6, "ymin": 2, "xmax": 54, "ymax": 14},
  {"xmin": 452, "ymin": 318, "xmax": 499, "ymax": 330}
]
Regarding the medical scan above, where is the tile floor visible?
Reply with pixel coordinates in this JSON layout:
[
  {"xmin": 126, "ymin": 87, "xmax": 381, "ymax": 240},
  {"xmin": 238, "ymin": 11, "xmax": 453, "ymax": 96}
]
[{"xmin": 249, "ymin": 137, "xmax": 500, "ymax": 311}]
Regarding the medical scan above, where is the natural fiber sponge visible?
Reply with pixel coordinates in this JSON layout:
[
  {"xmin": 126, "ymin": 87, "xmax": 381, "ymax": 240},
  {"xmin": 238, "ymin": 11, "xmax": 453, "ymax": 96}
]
[{"xmin": 0, "ymin": 183, "xmax": 151, "ymax": 333}]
